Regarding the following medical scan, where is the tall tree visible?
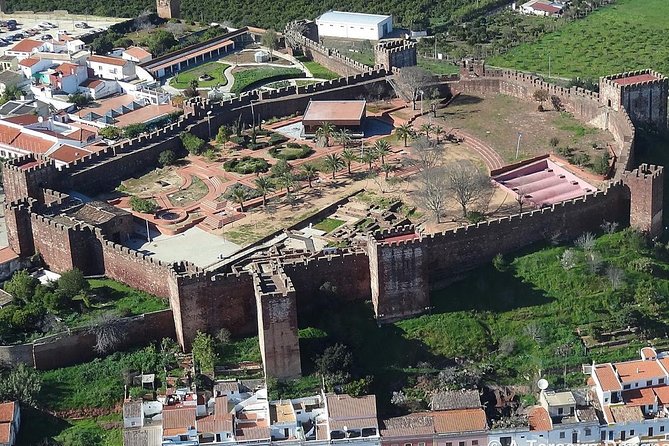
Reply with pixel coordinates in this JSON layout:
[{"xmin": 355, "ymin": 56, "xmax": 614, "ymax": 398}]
[
  {"xmin": 396, "ymin": 66, "xmax": 435, "ymax": 110},
  {"xmin": 315, "ymin": 122, "xmax": 336, "ymax": 147},
  {"xmin": 191, "ymin": 331, "xmax": 218, "ymax": 374},
  {"xmin": 323, "ymin": 153, "xmax": 344, "ymax": 179},
  {"xmin": 395, "ymin": 123, "xmax": 415, "ymax": 147},
  {"xmin": 415, "ymin": 167, "xmax": 448, "ymax": 223},
  {"xmin": 254, "ymin": 176, "xmax": 274, "ymax": 207},
  {"xmin": 301, "ymin": 164, "xmax": 318, "ymax": 187},
  {"xmin": 445, "ymin": 160, "xmax": 494, "ymax": 217},
  {"xmin": 420, "ymin": 123, "xmax": 435, "ymax": 139},
  {"xmin": 231, "ymin": 186, "xmax": 248, "ymax": 212},
  {"xmin": 262, "ymin": 29, "xmax": 279, "ymax": 60},
  {"xmin": 411, "ymin": 136, "xmax": 444, "ymax": 172},
  {"xmin": 335, "ymin": 128, "xmax": 352, "ymax": 148},
  {"xmin": 373, "ymin": 139, "xmax": 391, "ymax": 165},
  {"xmin": 341, "ymin": 148, "xmax": 358, "ymax": 174}
]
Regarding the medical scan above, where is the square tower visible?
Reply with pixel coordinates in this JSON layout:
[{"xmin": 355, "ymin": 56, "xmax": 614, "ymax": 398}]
[
  {"xmin": 157, "ymin": 0, "xmax": 180, "ymax": 19},
  {"xmin": 599, "ymin": 69, "xmax": 668, "ymax": 129}
]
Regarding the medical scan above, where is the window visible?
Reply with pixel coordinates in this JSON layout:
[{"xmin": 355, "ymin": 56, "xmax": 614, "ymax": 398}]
[
  {"xmin": 558, "ymin": 407, "xmax": 564, "ymax": 415},
  {"xmin": 661, "ymin": 426, "xmax": 666, "ymax": 433},
  {"xmin": 559, "ymin": 432, "xmax": 565, "ymax": 439},
  {"xmin": 404, "ymin": 443, "xmax": 412, "ymax": 446},
  {"xmin": 446, "ymin": 443, "xmax": 452, "ymax": 446},
  {"xmin": 630, "ymin": 430, "xmax": 635, "ymax": 436},
  {"xmin": 459, "ymin": 442, "xmax": 465, "ymax": 446},
  {"xmin": 647, "ymin": 380, "xmax": 653, "ymax": 386},
  {"xmin": 661, "ymin": 378, "xmax": 666, "ymax": 384},
  {"xmin": 623, "ymin": 384, "xmax": 631, "ymax": 389},
  {"xmin": 472, "ymin": 441, "xmax": 478, "ymax": 446},
  {"xmin": 585, "ymin": 428, "xmax": 592, "ymax": 436},
  {"xmin": 418, "ymin": 443, "xmax": 425, "ymax": 446}
]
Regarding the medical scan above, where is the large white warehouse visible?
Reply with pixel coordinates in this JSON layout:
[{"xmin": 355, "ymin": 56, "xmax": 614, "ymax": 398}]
[{"xmin": 316, "ymin": 11, "xmax": 393, "ymax": 41}]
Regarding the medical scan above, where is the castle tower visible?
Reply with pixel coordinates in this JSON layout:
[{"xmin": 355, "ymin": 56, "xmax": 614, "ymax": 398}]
[
  {"xmin": 5, "ymin": 200, "xmax": 35, "ymax": 257},
  {"xmin": 156, "ymin": 0, "xmax": 180, "ymax": 19},
  {"xmin": 599, "ymin": 70, "xmax": 668, "ymax": 129},
  {"xmin": 622, "ymin": 163, "xmax": 664, "ymax": 238},
  {"xmin": 367, "ymin": 225, "xmax": 430, "ymax": 323},
  {"xmin": 374, "ymin": 39, "xmax": 417, "ymax": 70},
  {"xmin": 253, "ymin": 262, "xmax": 301, "ymax": 380},
  {"xmin": 2, "ymin": 156, "xmax": 58, "ymax": 204}
]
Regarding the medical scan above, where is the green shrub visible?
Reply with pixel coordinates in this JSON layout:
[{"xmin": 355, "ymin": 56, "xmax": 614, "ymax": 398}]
[
  {"xmin": 129, "ymin": 197, "xmax": 158, "ymax": 214},
  {"xmin": 158, "ymin": 150, "xmax": 177, "ymax": 166},
  {"xmin": 180, "ymin": 132, "xmax": 206, "ymax": 155},
  {"xmin": 592, "ymin": 152, "xmax": 610, "ymax": 175},
  {"xmin": 466, "ymin": 211, "xmax": 486, "ymax": 224},
  {"xmin": 123, "ymin": 123, "xmax": 147, "ymax": 139},
  {"xmin": 229, "ymin": 135, "xmax": 247, "ymax": 146},
  {"xmin": 268, "ymin": 145, "xmax": 313, "ymax": 160},
  {"xmin": 223, "ymin": 156, "xmax": 270, "ymax": 174}
]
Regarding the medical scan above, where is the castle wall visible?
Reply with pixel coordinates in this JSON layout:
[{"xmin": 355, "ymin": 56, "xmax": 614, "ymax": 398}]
[
  {"xmin": 623, "ymin": 164, "xmax": 664, "ymax": 237},
  {"xmin": 0, "ymin": 309, "xmax": 175, "ymax": 369},
  {"xmin": 285, "ymin": 30, "xmax": 371, "ymax": 77},
  {"xmin": 5, "ymin": 201, "xmax": 34, "ymax": 257},
  {"xmin": 623, "ymin": 83, "xmax": 668, "ymax": 129}
]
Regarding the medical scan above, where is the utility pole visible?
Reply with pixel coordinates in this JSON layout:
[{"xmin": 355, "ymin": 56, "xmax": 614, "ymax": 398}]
[{"xmin": 515, "ymin": 132, "xmax": 522, "ymax": 159}]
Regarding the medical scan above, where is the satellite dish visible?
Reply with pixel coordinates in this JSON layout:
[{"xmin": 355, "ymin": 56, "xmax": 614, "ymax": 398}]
[
  {"xmin": 537, "ymin": 379, "xmax": 549, "ymax": 391},
  {"xmin": 38, "ymin": 116, "xmax": 43, "ymax": 123}
]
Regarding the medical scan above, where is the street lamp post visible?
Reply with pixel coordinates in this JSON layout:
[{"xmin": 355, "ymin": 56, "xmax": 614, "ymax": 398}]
[
  {"xmin": 418, "ymin": 90, "xmax": 424, "ymax": 115},
  {"xmin": 206, "ymin": 110, "xmax": 212, "ymax": 140},
  {"xmin": 515, "ymin": 132, "xmax": 522, "ymax": 160}
]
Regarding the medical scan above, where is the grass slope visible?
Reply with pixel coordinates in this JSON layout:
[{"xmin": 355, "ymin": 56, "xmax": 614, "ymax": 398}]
[
  {"xmin": 170, "ymin": 61, "xmax": 230, "ymax": 89},
  {"xmin": 489, "ymin": 0, "xmax": 669, "ymax": 79},
  {"xmin": 231, "ymin": 67, "xmax": 304, "ymax": 94}
]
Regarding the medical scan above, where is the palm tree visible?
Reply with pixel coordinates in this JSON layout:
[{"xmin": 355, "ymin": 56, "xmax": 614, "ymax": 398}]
[
  {"xmin": 254, "ymin": 176, "xmax": 274, "ymax": 207},
  {"xmin": 360, "ymin": 149, "xmax": 378, "ymax": 171},
  {"xmin": 315, "ymin": 122, "xmax": 336, "ymax": 147},
  {"xmin": 373, "ymin": 140, "xmax": 391, "ymax": 165},
  {"xmin": 434, "ymin": 125, "xmax": 445, "ymax": 144},
  {"xmin": 420, "ymin": 123, "xmax": 435, "ymax": 139},
  {"xmin": 381, "ymin": 163, "xmax": 397, "ymax": 180},
  {"xmin": 301, "ymin": 164, "xmax": 318, "ymax": 187},
  {"xmin": 323, "ymin": 153, "xmax": 344, "ymax": 179},
  {"xmin": 341, "ymin": 148, "xmax": 358, "ymax": 175},
  {"xmin": 231, "ymin": 187, "xmax": 248, "ymax": 212},
  {"xmin": 278, "ymin": 172, "xmax": 296, "ymax": 193},
  {"xmin": 395, "ymin": 123, "xmax": 414, "ymax": 147},
  {"xmin": 334, "ymin": 128, "xmax": 352, "ymax": 148}
]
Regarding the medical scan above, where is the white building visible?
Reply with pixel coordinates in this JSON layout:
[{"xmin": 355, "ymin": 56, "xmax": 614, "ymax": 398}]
[
  {"xmin": 86, "ymin": 55, "xmax": 136, "ymax": 81},
  {"xmin": 518, "ymin": 0, "xmax": 566, "ymax": 17},
  {"xmin": 316, "ymin": 11, "xmax": 393, "ymax": 41}
]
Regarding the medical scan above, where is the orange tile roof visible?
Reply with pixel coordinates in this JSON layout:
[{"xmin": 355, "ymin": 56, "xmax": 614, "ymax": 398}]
[
  {"xmin": 432, "ymin": 408, "xmax": 487, "ymax": 434},
  {"xmin": 654, "ymin": 386, "xmax": 669, "ymax": 405},
  {"xmin": 623, "ymin": 387, "xmax": 656, "ymax": 406},
  {"xmin": 0, "ymin": 402, "xmax": 16, "ymax": 423},
  {"xmin": 88, "ymin": 54, "xmax": 128, "ymax": 66},
  {"xmin": 658, "ymin": 357, "xmax": 669, "ymax": 374},
  {"xmin": 615, "ymin": 359, "xmax": 665, "ymax": 383},
  {"xmin": 124, "ymin": 46, "xmax": 151, "ymax": 59},
  {"xmin": 4, "ymin": 114, "xmax": 39, "ymax": 125},
  {"xmin": 163, "ymin": 406, "xmax": 196, "ymax": 430},
  {"xmin": 594, "ymin": 364, "xmax": 622, "ymax": 391},
  {"xmin": 18, "ymin": 57, "xmax": 40, "ymax": 67},
  {"xmin": 528, "ymin": 406, "xmax": 552, "ymax": 431},
  {"xmin": 642, "ymin": 347, "xmax": 657, "ymax": 359},
  {"xmin": 48, "ymin": 144, "xmax": 90, "ymax": 163},
  {"xmin": 55, "ymin": 62, "xmax": 80, "ymax": 74},
  {"xmin": 0, "ymin": 247, "xmax": 19, "ymax": 264},
  {"xmin": 303, "ymin": 100, "xmax": 366, "ymax": 126},
  {"xmin": 0, "ymin": 423, "xmax": 10, "ymax": 444},
  {"xmin": 163, "ymin": 427, "xmax": 188, "ymax": 436},
  {"xmin": 11, "ymin": 39, "xmax": 43, "ymax": 53},
  {"xmin": 12, "ymin": 132, "xmax": 55, "ymax": 154}
]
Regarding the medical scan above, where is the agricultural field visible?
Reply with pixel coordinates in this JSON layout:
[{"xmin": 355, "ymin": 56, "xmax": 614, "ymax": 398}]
[
  {"xmin": 230, "ymin": 67, "xmax": 304, "ymax": 94},
  {"xmin": 170, "ymin": 61, "xmax": 230, "ymax": 89},
  {"xmin": 489, "ymin": 0, "xmax": 669, "ymax": 79}
]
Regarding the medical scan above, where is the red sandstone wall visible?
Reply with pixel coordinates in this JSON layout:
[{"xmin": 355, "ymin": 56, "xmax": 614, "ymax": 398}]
[
  {"xmin": 30, "ymin": 215, "xmax": 77, "ymax": 272},
  {"xmin": 101, "ymin": 240, "xmax": 173, "ymax": 298}
]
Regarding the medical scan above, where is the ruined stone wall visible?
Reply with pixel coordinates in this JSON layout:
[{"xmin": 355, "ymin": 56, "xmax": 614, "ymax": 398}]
[{"xmin": 0, "ymin": 309, "xmax": 175, "ymax": 369}]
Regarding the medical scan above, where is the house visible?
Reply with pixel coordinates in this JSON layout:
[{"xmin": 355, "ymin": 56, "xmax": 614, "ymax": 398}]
[
  {"xmin": 162, "ymin": 405, "xmax": 198, "ymax": 443},
  {"xmin": 48, "ymin": 62, "xmax": 88, "ymax": 94},
  {"xmin": 430, "ymin": 390, "xmax": 482, "ymax": 411},
  {"xmin": 198, "ymin": 396, "xmax": 235, "ymax": 443},
  {"xmin": 122, "ymin": 46, "xmax": 153, "ymax": 64},
  {"xmin": 0, "ymin": 401, "xmax": 20, "ymax": 446},
  {"xmin": 519, "ymin": 0, "xmax": 566, "ymax": 17},
  {"xmin": 123, "ymin": 400, "xmax": 144, "ymax": 429},
  {"xmin": 325, "ymin": 393, "xmax": 379, "ymax": 440},
  {"xmin": 5, "ymin": 39, "xmax": 48, "ymax": 61},
  {"xmin": 86, "ymin": 55, "xmax": 136, "ymax": 81},
  {"xmin": 18, "ymin": 57, "xmax": 53, "ymax": 80},
  {"xmin": 79, "ymin": 78, "xmax": 119, "ymax": 100},
  {"xmin": 316, "ymin": 11, "xmax": 393, "ymax": 41}
]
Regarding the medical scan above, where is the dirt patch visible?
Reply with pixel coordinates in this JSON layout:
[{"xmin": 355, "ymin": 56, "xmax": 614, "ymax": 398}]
[
  {"xmin": 167, "ymin": 176, "xmax": 210, "ymax": 207},
  {"xmin": 120, "ymin": 168, "xmax": 184, "ymax": 197},
  {"xmin": 440, "ymin": 93, "xmax": 615, "ymax": 164}
]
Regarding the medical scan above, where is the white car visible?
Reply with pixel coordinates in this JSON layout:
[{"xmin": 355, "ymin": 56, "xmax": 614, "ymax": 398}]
[{"xmin": 38, "ymin": 21, "xmax": 56, "ymax": 29}]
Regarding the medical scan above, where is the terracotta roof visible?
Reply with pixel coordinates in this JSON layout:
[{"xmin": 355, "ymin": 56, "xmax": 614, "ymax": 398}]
[
  {"xmin": 613, "ymin": 73, "xmax": 660, "ymax": 86},
  {"xmin": 10, "ymin": 39, "xmax": 44, "ymax": 53},
  {"xmin": 531, "ymin": 2, "xmax": 561, "ymax": 13},
  {"xmin": 235, "ymin": 426, "xmax": 271, "ymax": 441},
  {"xmin": 87, "ymin": 54, "xmax": 128, "ymax": 66},
  {"xmin": 0, "ymin": 247, "xmax": 19, "ymax": 264},
  {"xmin": 48, "ymin": 144, "xmax": 90, "ymax": 163},
  {"xmin": 163, "ymin": 406, "xmax": 196, "ymax": 431},
  {"xmin": 642, "ymin": 347, "xmax": 658, "ymax": 360},
  {"xmin": 326, "ymin": 393, "xmax": 377, "ymax": 429},
  {"xmin": 608, "ymin": 405, "xmax": 645, "ymax": 423},
  {"xmin": 528, "ymin": 406, "xmax": 552, "ymax": 431},
  {"xmin": 654, "ymin": 386, "xmax": 669, "ymax": 405},
  {"xmin": 65, "ymin": 127, "xmax": 97, "ymax": 142},
  {"xmin": 615, "ymin": 359, "xmax": 665, "ymax": 383},
  {"xmin": 623, "ymin": 387, "xmax": 656, "ymax": 406},
  {"xmin": 0, "ymin": 423, "xmax": 10, "ymax": 444},
  {"xmin": 0, "ymin": 402, "xmax": 16, "ymax": 423},
  {"xmin": 81, "ymin": 78, "xmax": 103, "ymax": 88},
  {"xmin": 381, "ymin": 413, "xmax": 435, "ymax": 437},
  {"xmin": 432, "ymin": 408, "xmax": 487, "ymax": 434},
  {"xmin": 4, "ymin": 114, "xmax": 39, "ymax": 125},
  {"xmin": 303, "ymin": 100, "xmax": 366, "ymax": 126},
  {"xmin": 18, "ymin": 57, "xmax": 40, "ymax": 67},
  {"xmin": 55, "ymin": 62, "xmax": 80, "ymax": 74},
  {"xmin": 431, "ymin": 390, "xmax": 481, "ymax": 411},
  {"xmin": 198, "ymin": 415, "xmax": 233, "ymax": 434},
  {"xmin": 593, "ymin": 363, "xmax": 623, "ymax": 391},
  {"xmin": 124, "ymin": 46, "xmax": 152, "ymax": 59}
]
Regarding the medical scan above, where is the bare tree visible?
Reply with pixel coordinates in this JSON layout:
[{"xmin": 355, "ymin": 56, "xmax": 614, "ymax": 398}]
[
  {"xmin": 284, "ymin": 21, "xmax": 308, "ymax": 49},
  {"xmin": 90, "ymin": 313, "xmax": 126, "ymax": 354},
  {"xmin": 410, "ymin": 136, "xmax": 443, "ymax": 172},
  {"xmin": 165, "ymin": 21, "xmax": 186, "ymax": 38},
  {"xmin": 415, "ymin": 167, "xmax": 449, "ymax": 223},
  {"xmin": 444, "ymin": 160, "xmax": 494, "ymax": 217},
  {"xmin": 514, "ymin": 187, "xmax": 529, "ymax": 213},
  {"xmin": 395, "ymin": 66, "xmax": 435, "ymax": 110}
]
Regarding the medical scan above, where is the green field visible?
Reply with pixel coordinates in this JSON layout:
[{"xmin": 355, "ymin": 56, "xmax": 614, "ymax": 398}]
[
  {"xmin": 170, "ymin": 61, "xmax": 230, "ymax": 89},
  {"xmin": 417, "ymin": 57, "xmax": 460, "ymax": 76},
  {"xmin": 313, "ymin": 217, "xmax": 345, "ymax": 232},
  {"xmin": 298, "ymin": 57, "xmax": 340, "ymax": 80},
  {"xmin": 489, "ymin": 0, "xmax": 669, "ymax": 79},
  {"xmin": 231, "ymin": 67, "xmax": 304, "ymax": 94}
]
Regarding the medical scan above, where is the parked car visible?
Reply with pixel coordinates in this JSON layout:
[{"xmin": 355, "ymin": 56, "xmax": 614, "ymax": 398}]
[
  {"xmin": 74, "ymin": 22, "xmax": 89, "ymax": 29},
  {"xmin": 39, "ymin": 21, "xmax": 56, "ymax": 28},
  {"xmin": 40, "ymin": 34, "xmax": 53, "ymax": 41},
  {"xmin": 6, "ymin": 23, "xmax": 17, "ymax": 31},
  {"xmin": 0, "ymin": 39, "xmax": 8, "ymax": 47},
  {"xmin": 10, "ymin": 33, "xmax": 24, "ymax": 41}
]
